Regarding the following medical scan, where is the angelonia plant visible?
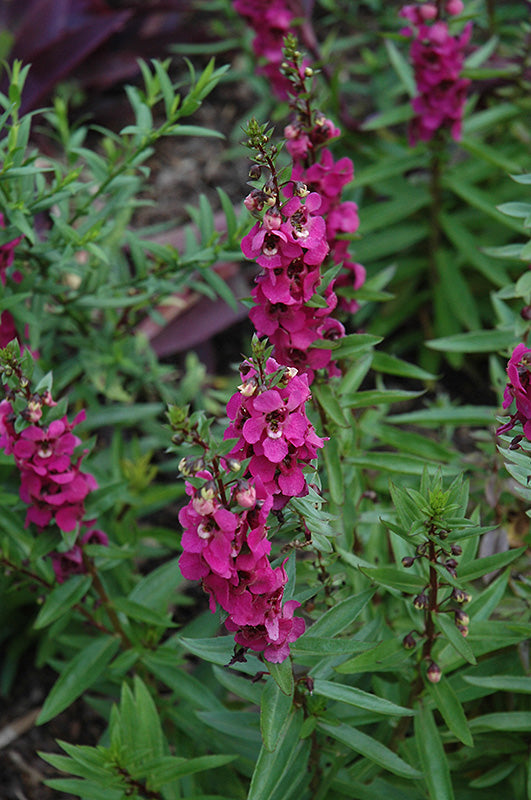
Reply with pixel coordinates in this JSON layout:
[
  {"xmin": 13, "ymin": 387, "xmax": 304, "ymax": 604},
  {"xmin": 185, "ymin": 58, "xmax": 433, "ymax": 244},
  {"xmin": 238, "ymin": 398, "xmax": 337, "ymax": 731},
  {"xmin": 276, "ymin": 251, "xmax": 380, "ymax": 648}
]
[{"xmin": 0, "ymin": 2, "xmax": 530, "ymax": 800}]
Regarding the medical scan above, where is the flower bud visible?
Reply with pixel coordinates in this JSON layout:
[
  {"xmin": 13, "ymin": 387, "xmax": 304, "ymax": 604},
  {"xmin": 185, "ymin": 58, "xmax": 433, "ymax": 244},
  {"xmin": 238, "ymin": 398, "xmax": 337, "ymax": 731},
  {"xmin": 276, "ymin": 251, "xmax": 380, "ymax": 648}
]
[
  {"xmin": 419, "ymin": 3, "xmax": 437, "ymax": 19},
  {"xmin": 452, "ymin": 588, "xmax": 471, "ymax": 604},
  {"xmin": 413, "ymin": 593, "xmax": 429, "ymax": 610},
  {"xmin": 445, "ymin": 0, "xmax": 464, "ymax": 15},
  {"xmin": 238, "ymin": 377, "xmax": 258, "ymax": 397},
  {"xmin": 427, "ymin": 661, "xmax": 442, "ymax": 683},
  {"xmin": 248, "ymin": 164, "xmax": 262, "ymax": 180},
  {"xmin": 226, "ymin": 457, "xmax": 242, "ymax": 473},
  {"xmin": 450, "ymin": 544, "xmax": 462, "ymax": 556},
  {"xmin": 402, "ymin": 556, "xmax": 415, "ymax": 568},
  {"xmin": 403, "ymin": 631, "xmax": 416, "ymax": 649},
  {"xmin": 456, "ymin": 624, "xmax": 469, "ymax": 637},
  {"xmin": 294, "ymin": 180, "xmax": 310, "ymax": 197},
  {"xmin": 455, "ymin": 609, "xmax": 469, "ymax": 626},
  {"xmin": 234, "ymin": 480, "xmax": 257, "ymax": 508},
  {"xmin": 445, "ymin": 558, "xmax": 458, "ymax": 570}
]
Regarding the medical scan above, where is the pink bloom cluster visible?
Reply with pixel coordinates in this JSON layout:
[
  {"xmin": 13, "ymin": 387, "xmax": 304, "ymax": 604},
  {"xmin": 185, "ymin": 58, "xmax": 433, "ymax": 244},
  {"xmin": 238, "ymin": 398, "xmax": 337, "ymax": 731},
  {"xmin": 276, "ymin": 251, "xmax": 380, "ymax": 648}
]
[
  {"xmin": 178, "ymin": 359, "xmax": 323, "ymax": 661},
  {"xmin": 496, "ymin": 343, "xmax": 531, "ymax": 440},
  {"xmin": 225, "ymin": 356, "xmax": 324, "ymax": 507},
  {"xmin": 289, "ymin": 145, "xmax": 366, "ymax": 316},
  {"xmin": 400, "ymin": 2, "xmax": 472, "ymax": 145},
  {"xmin": 244, "ymin": 189, "xmax": 345, "ymax": 382},
  {"xmin": 0, "ymin": 402, "xmax": 98, "ymax": 532},
  {"xmin": 233, "ymin": 0, "xmax": 301, "ymax": 98},
  {"xmin": 0, "ymin": 214, "xmax": 25, "ymax": 349},
  {"xmin": 51, "ymin": 527, "xmax": 109, "ymax": 583},
  {"xmin": 179, "ymin": 470, "xmax": 304, "ymax": 662}
]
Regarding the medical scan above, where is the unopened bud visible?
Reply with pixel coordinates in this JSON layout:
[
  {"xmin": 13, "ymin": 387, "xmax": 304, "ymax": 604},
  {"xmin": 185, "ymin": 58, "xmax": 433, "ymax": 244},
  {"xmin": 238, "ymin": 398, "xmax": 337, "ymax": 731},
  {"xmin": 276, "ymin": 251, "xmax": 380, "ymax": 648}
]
[
  {"xmin": 402, "ymin": 556, "xmax": 415, "ymax": 568},
  {"xmin": 445, "ymin": 558, "xmax": 458, "ymax": 570},
  {"xmin": 294, "ymin": 181, "xmax": 309, "ymax": 197},
  {"xmin": 445, "ymin": 0, "xmax": 464, "ymax": 15},
  {"xmin": 25, "ymin": 395, "xmax": 42, "ymax": 423},
  {"xmin": 455, "ymin": 609, "xmax": 469, "ymax": 626},
  {"xmin": 235, "ymin": 482, "xmax": 256, "ymax": 508},
  {"xmin": 20, "ymin": 376, "xmax": 29, "ymax": 388},
  {"xmin": 238, "ymin": 377, "xmax": 258, "ymax": 397},
  {"xmin": 450, "ymin": 544, "xmax": 462, "ymax": 556},
  {"xmin": 248, "ymin": 164, "xmax": 262, "ymax": 180},
  {"xmin": 403, "ymin": 632, "xmax": 416, "ymax": 650},
  {"xmin": 304, "ymin": 67, "xmax": 314, "ymax": 78},
  {"xmin": 427, "ymin": 661, "xmax": 442, "ymax": 683},
  {"xmin": 510, "ymin": 434, "xmax": 523, "ymax": 450},
  {"xmin": 226, "ymin": 458, "xmax": 242, "ymax": 473},
  {"xmin": 413, "ymin": 593, "xmax": 429, "ymax": 610},
  {"xmin": 452, "ymin": 588, "xmax": 471, "ymax": 604},
  {"xmin": 456, "ymin": 624, "xmax": 469, "ymax": 637}
]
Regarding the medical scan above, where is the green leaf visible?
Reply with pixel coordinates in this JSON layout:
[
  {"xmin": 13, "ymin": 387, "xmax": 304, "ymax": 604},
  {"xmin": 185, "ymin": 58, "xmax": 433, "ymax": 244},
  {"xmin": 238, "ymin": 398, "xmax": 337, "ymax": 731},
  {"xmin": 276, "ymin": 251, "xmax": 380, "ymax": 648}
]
[
  {"xmin": 148, "ymin": 754, "xmax": 236, "ymax": 788},
  {"xmin": 34, "ymin": 575, "xmax": 92, "ymax": 630},
  {"xmin": 469, "ymin": 762, "xmax": 517, "ymax": 789},
  {"xmin": 371, "ymin": 352, "xmax": 436, "ymax": 381},
  {"xmin": 37, "ymin": 636, "xmax": 119, "ymax": 724},
  {"xmin": 261, "ymin": 678, "xmax": 293, "ymax": 751},
  {"xmin": 361, "ymin": 103, "xmax": 413, "ymax": 131},
  {"xmin": 435, "ymin": 613, "xmax": 476, "ymax": 666},
  {"xmin": 248, "ymin": 709, "xmax": 309, "ymax": 800},
  {"xmin": 323, "ymin": 437, "xmax": 345, "ymax": 505},
  {"xmin": 313, "ymin": 679, "xmax": 414, "ymax": 717},
  {"xmin": 385, "ymin": 39, "xmax": 415, "ymax": 96},
  {"xmin": 217, "ymin": 187, "xmax": 238, "ymax": 240},
  {"xmin": 319, "ymin": 721, "xmax": 421, "ymax": 779},
  {"xmin": 427, "ymin": 328, "xmax": 516, "ymax": 353},
  {"xmin": 128, "ymin": 557, "xmax": 181, "ymax": 611},
  {"xmin": 268, "ymin": 658, "xmax": 294, "ymax": 696},
  {"xmin": 312, "ymin": 383, "xmax": 349, "ymax": 427},
  {"xmin": 458, "ymin": 546, "xmax": 526, "ymax": 582},
  {"xmin": 335, "ymin": 638, "xmax": 410, "ymax": 675},
  {"xmin": 113, "ymin": 597, "xmax": 176, "ymax": 628},
  {"xmin": 43, "ymin": 779, "xmax": 123, "ymax": 799},
  {"xmin": 302, "ymin": 589, "xmax": 375, "ymax": 639},
  {"xmin": 387, "ymin": 405, "xmax": 496, "ymax": 427},
  {"xmin": 414, "ymin": 702, "xmax": 455, "ymax": 800},
  {"xmin": 342, "ymin": 389, "xmax": 423, "ymax": 408},
  {"xmin": 171, "ymin": 124, "xmax": 225, "ymax": 138},
  {"xmin": 360, "ymin": 566, "xmax": 426, "ymax": 594},
  {"xmin": 291, "ymin": 638, "xmax": 374, "ymax": 657},
  {"xmin": 196, "ymin": 710, "xmax": 261, "ymax": 742},
  {"xmin": 199, "ymin": 265, "xmax": 238, "ymax": 312},
  {"xmin": 426, "ymin": 678, "xmax": 473, "ymax": 747},
  {"xmin": 468, "ymin": 712, "xmax": 531, "ymax": 732},
  {"xmin": 463, "ymin": 675, "xmax": 531, "ymax": 694}
]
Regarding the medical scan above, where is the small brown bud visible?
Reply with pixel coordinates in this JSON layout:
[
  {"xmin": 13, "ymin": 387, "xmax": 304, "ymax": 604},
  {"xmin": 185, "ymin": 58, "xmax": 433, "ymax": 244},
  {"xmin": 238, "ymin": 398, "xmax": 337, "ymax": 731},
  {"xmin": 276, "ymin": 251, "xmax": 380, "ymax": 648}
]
[
  {"xmin": 402, "ymin": 556, "xmax": 415, "ymax": 568},
  {"xmin": 413, "ymin": 593, "xmax": 429, "ymax": 610},
  {"xmin": 450, "ymin": 544, "xmax": 462, "ymax": 556},
  {"xmin": 455, "ymin": 609, "xmax": 469, "ymax": 626},
  {"xmin": 427, "ymin": 661, "xmax": 442, "ymax": 683},
  {"xmin": 403, "ymin": 632, "xmax": 416, "ymax": 650},
  {"xmin": 248, "ymin": 164, "xmax": 262, "ymax": 180},
  {"xmin": 445, "ymin": 558, "xmax": 458, "ymax": 570}
]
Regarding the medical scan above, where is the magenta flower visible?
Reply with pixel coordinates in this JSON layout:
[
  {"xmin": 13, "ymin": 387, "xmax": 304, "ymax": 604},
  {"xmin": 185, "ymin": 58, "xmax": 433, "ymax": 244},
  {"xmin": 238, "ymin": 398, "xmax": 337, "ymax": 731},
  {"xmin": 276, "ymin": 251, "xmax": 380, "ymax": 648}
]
[
  {"xmin": 400, "ymin": 3, "xmax": 472, "ymax": 145},
  {"xmin": 0, "ymin": 403, "xmax": 98, "ymax": 532},
  {"xmin": 497, "ymin": 344, "xmax": 531, "ymax": 440}
]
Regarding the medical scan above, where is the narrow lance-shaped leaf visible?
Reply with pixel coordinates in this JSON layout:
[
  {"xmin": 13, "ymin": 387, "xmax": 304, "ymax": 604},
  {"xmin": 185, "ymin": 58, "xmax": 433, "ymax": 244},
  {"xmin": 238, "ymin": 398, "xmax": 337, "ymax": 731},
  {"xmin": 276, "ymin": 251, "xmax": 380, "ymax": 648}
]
[
  {"xmin": 37, "ymin": 636, "xmax": 120, "ymax": 724},
  {"xmin": 261, "ymin": 677, "xmax": 293, "ymax": 752},
  {"xmin": 426, "ymin": 678, "xmax": 473, "ymax": 747},
  {"xmin": 415, "ymin": 701, "xmax": 455, "ymax": 800}
]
